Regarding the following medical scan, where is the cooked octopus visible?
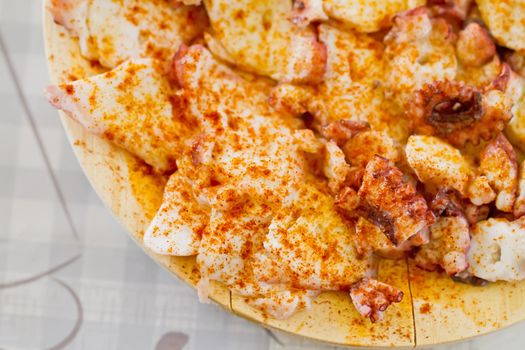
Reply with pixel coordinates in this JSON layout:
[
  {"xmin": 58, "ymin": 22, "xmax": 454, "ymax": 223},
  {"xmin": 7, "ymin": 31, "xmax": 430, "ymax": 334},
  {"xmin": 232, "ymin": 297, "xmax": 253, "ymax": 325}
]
[
  {"xmin": 427, "ymin": 0, "xmax": 473, "ymax": 23},
  {"xmin": 144, "ymin": 172, "xmax": 208, "ymax": 255},
  {"xmin": 248, "ymin": 289, "xmax": 319, "ymax": 319},
  {"xmin": 504, "ymin": 68, "xmax": 525, "ymax": 151},
  {"xmin": 46, "ymin": 0, "xmax": 525, "ymax": 323},
  {"xmin": 45, "ymin": 59, "xmax": 186, "ymax": 173},
  {"xmin": 343, "ymin": 131, "xmax": 400, "ymax": 169},
  {"xmin": 414, "ymin": 215, "xmax": 470, "ymax": 276},
  {"xmin": 506, "ymin": 51, "xmax": 525, "ymax": 78},
  {"xmin": 456, "ymin": 57, "xmax": 503, "ymax": 91},
  {"xmin": 173, "ymin": 46, "xmax": 379, "ymax": 317},
  {"xmin": 48, "ymin": 0, "xmax": 205, "ymax": 68},
  {"xmin": 468, "ymin": 175, "xmax": 497, "ymax": 206},
  {"xmin": 464, "ymin": 203, "xmax": 490, "ymax": 225},
  {"xmin": 265, "ymin": 185, "xmax": 373, "ymax": 291},
  {"xmin": 357, "ymin": 156, "xmax": 435, "ymax": 246},
  {"xmin": 429, "ymin": 188, "xmax": 465, "ymax": 218},
  {"xmin": 454, "ymin": 22, "xmax": 502, "ymax": 88},
  {"xmin": 384, "ymin": 7, "xmax": 457, "ymax": 103},
  {"xmin": 324, "ymin": 141, "xmax": 351, "ymax": 193},
  {"xmin": 203, "ymin": 0, "xmax": 326, "ymax": 83},
  {"xmin": 477, "ymin": 0, "xmax": 525, "ymax": 51},
  {"xmin": 354, "ymin": 217, "xmax": 419, "ymax": 259},
  {"xmin": 428, "ymin": 188, "xmax": 489, "ymax": 225},
  {"xmin": 409, "ymin": 80, "xmax": 512, "ymax": 146},
  {"xmin": 321, "ymin": 120, "xmax": 370, "ymax": 147},
  {"xmin": 290, "ymin": 0, "xmax": 328, "ymax": 26},
  {"xmin": 405, "ymin": 135, "xmax": 473, "ymax": 196},
  {"xmin": 468, "ymin": 217, "xmax": 525, "ymax": 282},
  {"xmin": 476, "ymin": 134, "xmax": 519, "ymax": 213},
  {"xmin": 335, "ymin": 186, "xmax": 360, "ymax": 215},
  {"xmin": 289, "ymin": 0, "xmax": 425, "ymax": 32},
  {"xmin": 514, "ymin": 161, "xmax": 525, "ymax": 218},
  {"xmin": 323, "ymin": 0, "xmax": 424, "ymax": 33},
  {"xmin": 350, "ymin": 278, "xmax": 404, "ymax": 322}
]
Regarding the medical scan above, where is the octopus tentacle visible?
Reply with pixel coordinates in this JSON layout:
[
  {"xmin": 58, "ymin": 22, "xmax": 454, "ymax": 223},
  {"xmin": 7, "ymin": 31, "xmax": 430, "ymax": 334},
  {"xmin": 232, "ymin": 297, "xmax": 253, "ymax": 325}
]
[
  {"xmin": 350, "ymin": 278, "xmax": 404, "ymax": 322},
  {"xmin": 409, "ymin": 80, "xmax": 512, "ymax": 146}
]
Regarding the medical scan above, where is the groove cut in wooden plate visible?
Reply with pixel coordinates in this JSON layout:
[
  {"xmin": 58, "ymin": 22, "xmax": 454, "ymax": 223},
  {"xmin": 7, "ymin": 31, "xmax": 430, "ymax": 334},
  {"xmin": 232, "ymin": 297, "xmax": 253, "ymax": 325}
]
[{"xmin": 42, "ymin": 1, "xmax": 525, "ymax": 347}]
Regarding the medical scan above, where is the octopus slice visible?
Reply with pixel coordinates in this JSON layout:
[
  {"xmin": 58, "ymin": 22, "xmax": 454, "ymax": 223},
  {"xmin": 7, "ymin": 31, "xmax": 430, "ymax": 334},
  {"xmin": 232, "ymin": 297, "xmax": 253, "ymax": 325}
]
[
  {"xmin": 414, "ymin": 216, "xmax": 470, "ymax": 276},
  {"xmin": 487, "ymin": 63, "xmax": 525, "ymax": 103},
  {"xmin": 144, "ymin": 172, "xmax": 208, "ymax": 256},
  {"xmin": 349, "ymin": 278, "xmax": 404, "ymax": 322},
  {"xmin": 514, "ymin": 161, "xmax": 525, "ymax": 218},
  {"xmin": 269, "ymin": 24, "xmax": 408, "ymax": 141},
  {"xmin": 468, "ymin": 217, "xmax": 525, "ymax": 282},
  {"xmin": 410, "ymin": 81, "xmax": 483, "ymax": 140},
  {"xmin": 477, "ymin": 134, "xmax": 519, "ymax": 213},
  {"xmin": 173, "ymin": 45, "xmax": 277, "ymax": 129},
  {"xmin": 265, "ymin": 185, "xmax": 373, "ymax": 291},
  {"xmin": 477, "ymin": 0, "xmax": 525, "ymax": 51},
  {"xmin": 358, "ymin": 156, "xmax": 435, "ymax": 246},
  {"xmin": 45, "ymin": 59, "xmax": 186, "ymax": 173},
  {"xmin": 323, "ymin": 141, "xmax": 351, "ymax": 193},
  {"xmin": 48, "ymin": 0, "xmax": 205, "ymax": 68},
  {"xmin": 197, "ymin": 207, "xmax": 302, "ymax": 303},
  {"xmin": 196, "ymin": 203, "xmax": 270, "ymax": 295},
  {"xmin": 429, "ymin": 188, "xmax": 465, "ymax": 217},
  {"xmin": 343, "ymin": 131, "xmax": 400, "ymax": 169},
  {"xmin": 173, "ymin": 0, "xmax": 202, "ymax": 4},
  {"xmin": 384, "ymin": 7, "xmax": 457, "ymax": 102},
  {"xmin": 455, "ymin": 23, "xmax": 502, "ymax": 89},
  {"xmin": 203, "ymin": 0, "xmax": 326, "ymax": 83},
  {"xmin": 457, "ymin": 57, "xmax": 503, "ymax": 90},
  {"xmin": 48, "ymin": 0, "xmax": 93, "ymax": 58},
  {"xmin": 406, "ymin": 135, "xmax": 473, "ymax": 196},
  {"xmin": 354, "ymin": 217, "xmax": 415, "ymax": 259},
  {"xmin": 409, "ymin": 80, "xmax": 512, "ymax": 146},
  {"xmin": 323, "ymin": 0, "xmax": 425, "ymax": 33},
  {"xmin": 426, "ymin": 0, "xmax": 474, "ymax": 31},
  {"xmin": 464, "ymin": 203, "xmax": 490, "ymax": 225},
  {"xmin": 174, "ymin": 46, "xmax": 307, "ymax": 191},
  {"xmin": 173, "ymin": 46, "xmax": 308, "ymax": 303},
  {"xmin": 456, "ymin": 22, "xmax": 496, "ymax": 68}
]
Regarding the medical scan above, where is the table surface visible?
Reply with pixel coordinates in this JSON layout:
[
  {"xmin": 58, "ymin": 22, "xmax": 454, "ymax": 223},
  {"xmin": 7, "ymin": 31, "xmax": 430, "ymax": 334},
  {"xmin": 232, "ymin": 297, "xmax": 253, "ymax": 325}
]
[{"xmin": 1, "ymin": 1, "xmax": 525, "ymax": 349}]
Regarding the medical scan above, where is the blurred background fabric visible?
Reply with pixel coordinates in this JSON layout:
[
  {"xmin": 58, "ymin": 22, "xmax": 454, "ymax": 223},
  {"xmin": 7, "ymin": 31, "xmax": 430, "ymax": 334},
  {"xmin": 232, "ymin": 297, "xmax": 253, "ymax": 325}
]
[{"xmin": 0, "ymin": 1, "xmax": 525, "ymax": 349}]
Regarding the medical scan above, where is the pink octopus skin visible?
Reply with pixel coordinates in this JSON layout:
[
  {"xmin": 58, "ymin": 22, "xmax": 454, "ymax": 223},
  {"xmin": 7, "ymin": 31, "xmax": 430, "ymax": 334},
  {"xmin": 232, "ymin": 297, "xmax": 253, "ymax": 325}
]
[
  {"xmin": 350, "ymin": 278, "xmax": 404, "ymax": 322},
  {"xmin": 357, "ymin": 156, "xmax": 436, "ymax": 246}
]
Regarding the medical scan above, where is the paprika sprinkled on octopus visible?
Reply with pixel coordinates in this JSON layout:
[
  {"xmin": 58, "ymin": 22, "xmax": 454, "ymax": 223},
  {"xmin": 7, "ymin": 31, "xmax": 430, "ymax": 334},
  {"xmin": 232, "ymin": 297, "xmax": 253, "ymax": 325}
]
[{"xmin": 46, "ymin": 0, "xmax": 525, "ymax": 322}]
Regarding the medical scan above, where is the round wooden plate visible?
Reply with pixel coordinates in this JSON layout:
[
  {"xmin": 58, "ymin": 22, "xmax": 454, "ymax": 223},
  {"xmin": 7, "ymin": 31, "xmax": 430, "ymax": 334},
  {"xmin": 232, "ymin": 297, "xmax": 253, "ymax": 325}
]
[{"xmin": 42, "ymin": 1, "xmax": 525, "ymax": 347}]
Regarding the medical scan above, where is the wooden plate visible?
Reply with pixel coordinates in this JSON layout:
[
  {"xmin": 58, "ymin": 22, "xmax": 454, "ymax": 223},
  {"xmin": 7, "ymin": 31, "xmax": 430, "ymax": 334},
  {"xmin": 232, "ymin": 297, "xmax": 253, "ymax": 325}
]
[{"xmin": 42, "ymin": 1, "xmax": 525, "ymax": 347}]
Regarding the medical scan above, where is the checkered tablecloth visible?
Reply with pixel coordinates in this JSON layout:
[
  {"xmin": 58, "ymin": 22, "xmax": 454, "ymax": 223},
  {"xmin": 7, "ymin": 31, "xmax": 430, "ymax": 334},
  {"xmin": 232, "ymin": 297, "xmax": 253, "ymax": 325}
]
[{"xmin": 1, "ymin": 1, "xmax": 525, "ymax": 349}]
